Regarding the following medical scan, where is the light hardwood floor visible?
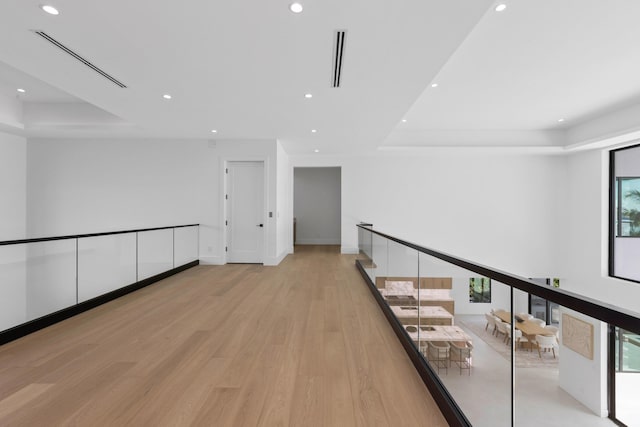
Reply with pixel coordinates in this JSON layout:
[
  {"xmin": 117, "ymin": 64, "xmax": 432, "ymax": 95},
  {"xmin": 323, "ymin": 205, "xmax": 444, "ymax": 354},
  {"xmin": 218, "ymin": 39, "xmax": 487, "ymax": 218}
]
[{"xmin": 0, "ymin": 245, "xmax": 447, "ymax": 426}]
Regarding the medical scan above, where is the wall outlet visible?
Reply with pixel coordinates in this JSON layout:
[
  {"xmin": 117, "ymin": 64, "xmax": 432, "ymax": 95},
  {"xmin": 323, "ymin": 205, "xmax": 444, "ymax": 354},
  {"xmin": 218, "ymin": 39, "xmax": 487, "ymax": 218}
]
[{"xmin": 207, "ymin": 246, "xmax": 213, "ymax": 253}]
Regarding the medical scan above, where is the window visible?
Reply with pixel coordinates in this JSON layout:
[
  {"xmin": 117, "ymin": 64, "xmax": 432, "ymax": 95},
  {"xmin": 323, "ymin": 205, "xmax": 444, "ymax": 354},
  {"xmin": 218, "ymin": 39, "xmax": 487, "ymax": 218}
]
[
  {"xmin": 610, "ymin": 144, "xmax": 640, "ymax": 282},
  {"xmin": 615, "ymin": 177, "xmax": 640, "ymax": 237},
  {"xmin": 468, "ymin": 277, "xmax": 491, "ymax": 303}
]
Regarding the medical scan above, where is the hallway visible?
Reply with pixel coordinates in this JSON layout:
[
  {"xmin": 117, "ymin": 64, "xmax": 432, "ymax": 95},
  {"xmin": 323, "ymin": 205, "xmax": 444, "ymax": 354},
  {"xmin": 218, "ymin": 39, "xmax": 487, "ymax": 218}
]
[{"xmin": 0, "ymin": 246, "xmax": 446, "ymax": 426}]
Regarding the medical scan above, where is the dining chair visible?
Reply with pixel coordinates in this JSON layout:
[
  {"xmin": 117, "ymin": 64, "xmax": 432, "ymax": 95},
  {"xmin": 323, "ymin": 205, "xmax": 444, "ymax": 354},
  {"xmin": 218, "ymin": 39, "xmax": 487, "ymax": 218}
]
[
  {"xmin": 449, "ymin": 341, "xmax": 473, "ymax": 375},
  {"xmin": 427, "ymin": 341, "xmax": 450, "ymax": 374},
  {"xmin": 534, "ymin": 334, "xmax": 557, "ymax": 358},
  {"xmin": 506, "ymin": 328, "xmax": 528, "ymax": 350},
  {"xmin": 495, "ymin": 319, "xmax": 509, "ymax": 341},
  {"xmin": 485, "ymin": 313, "xmax": 497, "ymax": 334},
  {"xmin": 544, "ymin": 325, "xmax": 559, "ymax": 343}
]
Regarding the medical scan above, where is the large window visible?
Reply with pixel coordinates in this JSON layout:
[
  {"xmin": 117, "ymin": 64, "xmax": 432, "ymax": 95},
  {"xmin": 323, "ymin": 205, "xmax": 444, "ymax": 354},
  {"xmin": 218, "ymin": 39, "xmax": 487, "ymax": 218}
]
[
  {"xmin": 610, "ymin": 144, "xmax": 640, "ymax": 282},
  {"xmin": 615, "ymin": 177, "xmax": 640, "ymax": 237}
]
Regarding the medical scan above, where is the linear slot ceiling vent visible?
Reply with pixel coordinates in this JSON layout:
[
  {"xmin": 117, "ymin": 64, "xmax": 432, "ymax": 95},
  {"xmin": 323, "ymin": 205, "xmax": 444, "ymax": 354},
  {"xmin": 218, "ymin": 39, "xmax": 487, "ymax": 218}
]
[
  {"xmin": 32, "ymin": 30, "xmax": 127, "ymax": 88},
  {"xmin": 332, "ymin": 30, "xmax": 347, "ymax": 88}
]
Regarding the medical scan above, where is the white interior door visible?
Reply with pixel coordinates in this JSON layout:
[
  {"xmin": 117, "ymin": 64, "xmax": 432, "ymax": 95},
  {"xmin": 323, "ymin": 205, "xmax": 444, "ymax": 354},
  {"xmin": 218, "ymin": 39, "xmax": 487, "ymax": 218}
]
[{"xmin": 226, "ymin": 161, "xmax": 264, "ymax": 263}]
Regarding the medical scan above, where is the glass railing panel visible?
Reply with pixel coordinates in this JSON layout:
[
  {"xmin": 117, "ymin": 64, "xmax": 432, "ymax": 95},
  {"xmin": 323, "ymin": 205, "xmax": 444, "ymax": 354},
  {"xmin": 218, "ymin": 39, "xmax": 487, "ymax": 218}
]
[
  {"xmin": 0, "ymin": 244, "xmax": 28, "ymax": 331},
  {"xmin": 515, "ymin": 307, "xmax": 609, "ymax": 426},
  {"xmin": 418, "ymin": 251, "xmax": 512, "ymax": 427},
  {"xmin": 359, "ymin": 227, "xmax": 375, "ymax": 281},
  {"xmin": 356, "ymin": 227, "xmax": 375, "ymax": 281},
  {"xmin": 138, "ymin": 229, "xmax": 173, "ymax": 280},
  {"xmin": 25, "ymin": 240, "xmax": 77, "ymax": 322},
  {"xmin": 360, "ymin": 230, "xmax": 376, "ymax": 282},
  {"xmin": 77, "ymin": 233, "xmax": 137, "ymax": 302},
  {"xmin": 371, "ymin": 233, "xmax": 388, "ymax": 290},
  {"xmin": 385, "ymin": 240, "xmax": 420, "ymax": 350},
  {"xmin": 355, "ymin": 224, "xmax": 640, "ymax": 427},
  {"xmin": 358, "ymin": 226, "xmax": 373, "ymax": 260},
  {"xmin": 615, "ymin": 326, "xmax": 640, "ymax": 425},
  {"xmin": 174, "ymin": 225, "xmax": 199, "ymax": 267}
]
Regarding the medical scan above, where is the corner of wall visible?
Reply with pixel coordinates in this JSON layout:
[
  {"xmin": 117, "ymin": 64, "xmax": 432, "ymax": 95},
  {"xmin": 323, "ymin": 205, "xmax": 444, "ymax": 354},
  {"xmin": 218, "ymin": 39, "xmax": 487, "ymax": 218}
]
[
  {"xmin": 341, "ymin": 245, "xmax": 358, "ymax": 254},
  {"xmin": 264, "ymin": 249, "xmax": 290, "ymax": 266},
  {"xmin": 199, "ymin": 255, "xmax": 225, "ymax": 266}
]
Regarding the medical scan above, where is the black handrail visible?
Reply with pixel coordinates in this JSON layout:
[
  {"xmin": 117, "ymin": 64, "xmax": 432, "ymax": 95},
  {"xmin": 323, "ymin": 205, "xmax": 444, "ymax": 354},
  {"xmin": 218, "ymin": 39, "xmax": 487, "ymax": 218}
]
[
  {"xmin": 357, "ymin": 224, "xmax": 640, "ymax": 334},
  {"xmin": 0, "ymin": 224, "xmax": 199, "ymax": 246}
]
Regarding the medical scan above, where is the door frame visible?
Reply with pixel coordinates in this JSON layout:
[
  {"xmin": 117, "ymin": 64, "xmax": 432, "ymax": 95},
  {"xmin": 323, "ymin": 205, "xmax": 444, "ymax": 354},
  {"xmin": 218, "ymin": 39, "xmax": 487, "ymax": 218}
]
[{"xmin": 220, "ymin": 157, "xmax": 269, "ymax": 265}]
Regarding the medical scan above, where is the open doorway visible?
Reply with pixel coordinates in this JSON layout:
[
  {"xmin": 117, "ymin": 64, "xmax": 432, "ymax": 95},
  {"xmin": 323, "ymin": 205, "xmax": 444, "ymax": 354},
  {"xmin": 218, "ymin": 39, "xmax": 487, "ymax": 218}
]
[{"xmin": 293, "ymin": 167, "xmax": 341, "ymax": 251}]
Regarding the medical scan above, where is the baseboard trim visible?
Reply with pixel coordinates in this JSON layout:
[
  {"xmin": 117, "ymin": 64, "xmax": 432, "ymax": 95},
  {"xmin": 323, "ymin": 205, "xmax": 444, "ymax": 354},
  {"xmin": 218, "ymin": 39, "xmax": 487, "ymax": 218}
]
[
  {"xmin": 199, "ymin": 255, "xmax": 224, "ymax": 265},
  {"xmin": 264, "ymin": 250, "xmax": 289, "ymax": 266},
  {"xmin": 355, "ymin": 259, "xmax": 471, "ymax": 427},
  {"xmin": 0, "ymin": 260, "xmax": 199, "ymax": 346},
  {"xmin": 341, "ymin": 246, "xmax": 359, "ymax": 254},
  {"xmin": 295, "ymin": 238, "xmax": 341, "ymax": 245}
]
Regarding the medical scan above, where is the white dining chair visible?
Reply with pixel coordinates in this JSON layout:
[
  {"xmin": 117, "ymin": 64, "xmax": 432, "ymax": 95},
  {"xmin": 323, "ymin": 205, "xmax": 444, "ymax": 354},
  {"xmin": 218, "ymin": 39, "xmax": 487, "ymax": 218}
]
[
  {"xmin": 485, "ymin": 313, "xmax": 497, "ymax": 334},
  {"xmin": 534, "ymin": 334, "xmax": 557, "ymax": 358},
  {"xmin": 495, "ymin": 319, "xmax": 509, "ymax": 341},
  {"xmin": 544, "ymin": 325, "xmax": 559, "ymax": 343},
  {"xmin": 506, "ymin": 328, "xmax": 528, "ymax": 350}
]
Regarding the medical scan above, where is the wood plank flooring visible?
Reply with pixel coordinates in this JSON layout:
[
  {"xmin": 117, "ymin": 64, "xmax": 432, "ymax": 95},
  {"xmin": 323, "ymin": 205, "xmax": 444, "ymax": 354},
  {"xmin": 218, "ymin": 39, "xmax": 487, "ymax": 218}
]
[{"xmin": 0, "ymin": 245, "xmax": 448, "ymax": 426}]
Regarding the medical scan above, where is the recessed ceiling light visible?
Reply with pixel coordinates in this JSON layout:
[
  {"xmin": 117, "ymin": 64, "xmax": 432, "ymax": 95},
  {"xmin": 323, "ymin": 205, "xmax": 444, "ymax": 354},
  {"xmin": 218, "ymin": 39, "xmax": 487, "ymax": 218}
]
[
  {"xmin": 163, "ymin": 94, "xmax": 172, "ymax": 99},
  {"xmin": 431, "ymin": 83, "xmax": 438, "ymax": 88},
  {"xmin": 558, "ymin": 118, "xmax": 565, "ymax": 122},
  {"xmin": 289, "ymin": 3, "xmax": 303, "ymax": 13},
  {"xmin": 314, "ymin": 149, "xmax": 320, "ymax": 153},
  {"xmin": 401, "ymin": 119, "xmax": 407, "ymax": 123},
  {"xmin": 211, "ymin": 129, "xmax": 218, "ymax": 133},
  {"xmin": 311, "ymin": 129, "xmax": 317, "ymax": 133},
  {"xmin": 304, "ymin": 93, "xmax": 313, "ymax": 99},
  {"xmin": 495, "ymin": 4, "xmax": 507, "ymax": 12},
  {"xmin": 17, "ymin": 88, "xmax": 26, "ymax": 93},
  {"xmin": 40, "ymin": 5, "xmax": 59, "ymax": 15}
]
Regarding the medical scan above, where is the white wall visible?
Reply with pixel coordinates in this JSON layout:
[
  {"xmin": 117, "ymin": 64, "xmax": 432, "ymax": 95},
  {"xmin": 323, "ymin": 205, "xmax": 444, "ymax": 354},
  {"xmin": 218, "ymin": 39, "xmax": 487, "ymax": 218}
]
[
  {"xmin": 1, "ymin": 131, "xmax": 27, "ymax": 240},
  {"xmin": 0, "ymin": 93, "xmax": 22, "ymax": 129},
  {"xmin": 0, "ymin": 131, "xmax": 27, "ymax": 330},
  {"xmin": 26, "ymin": 138, "xmax": 287, "ymax": 267},
  {"xmin": 27, "ymin": 138, "xmax": 205, "ymax": 237},
  {"xmin": 556, "ymin": 148, "xmax": 640, "ymax": 417},
  {"xmin": 559, "ymin": 308, "xmax": 608, "ymax": 417},
  {"xmin": 292, "ymin": 150, "xmax": 565, "ymax": 277},
  {"xmin": 562, "ymin": 149, "xmax": 640, "ymax": 312},
  {"xmin": 294, "ymin": 167, "xmax": 341, "ymax": 245},
  {"xmin": 449, "ymin": 278, "xmax": 528, "ymax": 315},
  {"xmin": 276, "ymin": 141, "xmax": 293, "ymax": 260}
]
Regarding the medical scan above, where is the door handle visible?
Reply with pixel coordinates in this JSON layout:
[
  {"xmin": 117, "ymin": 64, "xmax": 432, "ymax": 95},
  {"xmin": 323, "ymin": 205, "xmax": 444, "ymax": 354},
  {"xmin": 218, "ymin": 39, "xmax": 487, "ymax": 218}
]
[{"xmin": 257, "ymin": 224, "xmax": 264, "ymax": 227}]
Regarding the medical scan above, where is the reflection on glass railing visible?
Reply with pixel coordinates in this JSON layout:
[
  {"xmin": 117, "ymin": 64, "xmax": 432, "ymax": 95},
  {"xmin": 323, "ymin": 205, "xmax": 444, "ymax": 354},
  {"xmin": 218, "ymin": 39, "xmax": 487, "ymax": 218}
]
[
  {"xmin": 356, "ymin": 224, "xmax": 639, "ymax": 427},
  {"xmin": 615, "ymin": 327, "xmax": 640, "ymax": 427}
]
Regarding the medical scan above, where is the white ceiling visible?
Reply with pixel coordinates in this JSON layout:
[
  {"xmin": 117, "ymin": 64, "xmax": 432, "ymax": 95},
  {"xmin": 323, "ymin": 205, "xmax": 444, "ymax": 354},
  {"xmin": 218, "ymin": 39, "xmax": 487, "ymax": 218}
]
[
  {"xmin": 1, "ymin": 1, "xmax": 639, "ymax": 154},
  {"xmin": 0, "ymin": 61, "xmax": 80, "ymax": 103}
]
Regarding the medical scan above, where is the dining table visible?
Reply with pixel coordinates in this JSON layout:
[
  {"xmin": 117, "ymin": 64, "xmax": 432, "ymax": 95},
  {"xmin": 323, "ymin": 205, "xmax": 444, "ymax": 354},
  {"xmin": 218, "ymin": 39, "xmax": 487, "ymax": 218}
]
[{"xmin": 493, "ymin": 310, "xmax": 551, "ymax": 342}]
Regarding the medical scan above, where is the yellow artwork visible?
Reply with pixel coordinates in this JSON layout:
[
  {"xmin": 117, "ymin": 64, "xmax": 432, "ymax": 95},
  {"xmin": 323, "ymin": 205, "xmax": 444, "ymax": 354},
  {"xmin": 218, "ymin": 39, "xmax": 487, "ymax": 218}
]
[{"xmin": 562, "ymin": 313, "xmax": 594, "ymax": 360}]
